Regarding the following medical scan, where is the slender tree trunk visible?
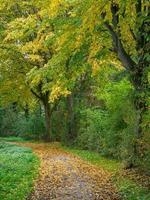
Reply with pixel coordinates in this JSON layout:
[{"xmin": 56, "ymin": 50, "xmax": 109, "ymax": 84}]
[
  {"xmin": 67, "ymin": 94, "xmax": 75, "ymax": 142},
  {"xmin": 24, "ymin": 104, "xmax": 29, "ymax": 119},
  {"xmin": 42, "ymin": 92, "xmax": 51, "ymax": 142},
  {"xmin": 43, "ymin": 101, "xmax": 51, "ymax": 142},
  {"xmin": 12, "ymin": 102, "xmax": 17, "ymax": 112},
  {"xmin": 30, "ymin": 85, "xmax": 52, "ymax": 141}
]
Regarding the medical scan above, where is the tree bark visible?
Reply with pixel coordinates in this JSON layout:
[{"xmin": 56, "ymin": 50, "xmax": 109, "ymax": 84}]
[
  {"xmin": 24, "ymin": 104, "xmax": 29, "ymax": 119},
  {"xmin": 103, "ymin": 4, "xmax": 136, "ymax": 71},
  {"xmin": 132, "ymin": 7, "xmax": 149, "ymax": 141},
  {"xmin": 43, "ymin": 99, "xmax": 51, "ymax": 142},
  {"xmin": 42, "ymin": 92, "xmax": 52, "ymax": 142},
  {"xmin": 66, "ymin": 94, "xmax": 75, "ymax": 142},
  {"xmin": 12, "ymin": 102, "xmax": 17, "ymax": 112}
]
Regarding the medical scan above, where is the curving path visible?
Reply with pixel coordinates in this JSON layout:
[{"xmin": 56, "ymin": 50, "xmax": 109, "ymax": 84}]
[{"xmin": 19, "ymin": 143, "xmax": 120, "ymax": 200}]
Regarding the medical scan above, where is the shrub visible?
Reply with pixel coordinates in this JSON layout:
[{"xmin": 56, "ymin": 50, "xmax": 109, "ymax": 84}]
[
  {"xmin": 76, "ymin": 79, "xmax": 137, "ymax": 161},
  {"xmin": 0, "ymin": 107, "xmax": 45, "ymax": 139}
]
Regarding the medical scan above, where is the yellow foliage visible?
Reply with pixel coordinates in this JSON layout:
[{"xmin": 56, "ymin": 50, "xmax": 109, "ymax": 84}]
[
  {"xmin": 49, "ymin": 82, "xmax": 71, "ymax": 102},
  {"xmin": 29, "ymin": 54, "xmax": 44, "ymax": 62}
]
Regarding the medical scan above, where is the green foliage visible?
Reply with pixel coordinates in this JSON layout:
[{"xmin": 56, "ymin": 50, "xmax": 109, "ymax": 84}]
[
  {"xmin": 0, "ymin": 142, "xmax": 39, "ymax": 200},
  {"xmin": 0, "ymin": 136, "xmax": 29, "ymax": 142},
  {"xmin": 51, "ymin": 109, "xmax": 67, "ymax": 141},
  {"xmin": 76, "ymin": 108, "xmax": 108, "ymax": 152},
  {"xmin": 14, "ymin": 111, "xmax": 46, "ymax": 139},
  {"xmin": 0, "ymin": 107, "xmax": 45, "ymax": 139},
  {"xmin": 138, "ymin": 111, "xmax": 150, "ymax": 174},
  {"xmin": 0, "ymin": 107, "xmax": 18, "ymax": 136},
  {"xmin": 0, "ymin": 0, "xmax": 149, "ymax": 175},
  {"xmin": 100, "ymin": 79, "xmax": 136, "ymax": 161},
  {"xmin": 76, "ymin": 79, "xmax": 137, "ymax": 161},
  {"xmin": 115, "ymin": 177, "xmax": 150, "ymax": 200}
]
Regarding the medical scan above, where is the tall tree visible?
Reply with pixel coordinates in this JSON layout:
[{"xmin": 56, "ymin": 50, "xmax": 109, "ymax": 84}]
[
  {"xmin": 71, "ymin": 0, "xmax": 150, "ymax": 164},
  {"xmin": 0, "ymin": 0, "xmax": 71, "ymax": 141},
  {"xmin": 0, "ymin": 0, "xmax": 85, "ymax": 141}
]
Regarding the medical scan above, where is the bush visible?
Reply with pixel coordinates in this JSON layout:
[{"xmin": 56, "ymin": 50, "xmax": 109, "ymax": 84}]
[
  {"xmin": 0, "ymin": 107, "xmax": 18, "ymax": 136},
  {"xmin": 51, "ymin": 110, "xmax": 67, "ymax": 141},
  {"xmin": 0, "ymin": 107, "xmax": 46, "ymax": 139},
  {"xmin": 76, "ymin": 108, "xmax": 108, "ymax": 152},
  {"xmin": 14, "ymin": 110, "xmax": 45, "ymax": 139},
  {"xmin": 76, "ymin": 79, "xmax": 137, "ymax": 160}
]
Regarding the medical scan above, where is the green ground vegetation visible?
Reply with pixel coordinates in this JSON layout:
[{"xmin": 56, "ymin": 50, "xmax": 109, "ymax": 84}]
[{"xmin": 0, "ymin": 141, "xmax": 39, "ymax": 200}]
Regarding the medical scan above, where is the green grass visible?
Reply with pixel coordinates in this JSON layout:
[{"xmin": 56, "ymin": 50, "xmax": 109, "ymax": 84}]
[
  {"xmin": 115, "ymin": 177, "xmax": 150, "ymax": 200},
  {"xmin": 63, "ymin": 146, "xmax": 121, "ymax": 173},
  {"xmin": 0, "ymin": 136, "xmax": 44, "ymax": 144},
  {"xmin": 63, "ymin": 146, "xmax": 150, "ymax": 200},
  {"xmin": 0, "ymin": 136, "xmax": 31, "ymax": 142},
  {"xmin": 0, "ymin": 142, "xmax": 39, "ymax": 200}
]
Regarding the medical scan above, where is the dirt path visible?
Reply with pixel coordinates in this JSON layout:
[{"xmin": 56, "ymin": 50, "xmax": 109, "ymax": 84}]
[{"xmin": 19, "ymin": 143, "xmax": 120, "ymax": 200}]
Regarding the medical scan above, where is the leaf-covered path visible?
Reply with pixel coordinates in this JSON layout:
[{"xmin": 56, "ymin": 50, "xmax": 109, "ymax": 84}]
[{"xmin": 21, "ymin": 143, "xmax": 120, "ymax": 200}]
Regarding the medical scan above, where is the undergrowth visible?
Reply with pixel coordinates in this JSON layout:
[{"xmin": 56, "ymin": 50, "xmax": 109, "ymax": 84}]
[{"xmin": 0, "ymin": 142, "xmax": 39, "ymax": 200}]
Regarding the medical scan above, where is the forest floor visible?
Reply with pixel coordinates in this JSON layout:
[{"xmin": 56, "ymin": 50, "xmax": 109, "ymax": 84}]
[
  {"xmin": 18, "ymin": 142, "xmax": 120, "ymax": 200},
  {"xmin": 1, "ymin": 137, "xmax": 149, "ymax": 200}
]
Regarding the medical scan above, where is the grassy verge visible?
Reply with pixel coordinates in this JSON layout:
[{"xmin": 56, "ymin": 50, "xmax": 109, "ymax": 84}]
[
  {"xmin": 63, "ymin": 147, "xmax": 121, "ymax": 173},
  {"xmin": 0, "ymin": 142, "xmax": 39, "ymax": 200},
  {"xmin": 63, "ymin": 146, "xmax": 150, "ymax": 200},
  {"xmin": 0, "ymin": 136, "xmax": 32, "ymax": 142}
]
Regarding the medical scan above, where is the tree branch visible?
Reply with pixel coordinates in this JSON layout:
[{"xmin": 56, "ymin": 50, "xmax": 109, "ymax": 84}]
[
  {"xmin": 102, "ymin": 3, "xmax": 136, "ymax": 71},
  {"xmin": 129, "ymin": 26, "xmax": 137, "ymax": 41},
  {"xmin": 30, "ymin": 88, "xmax": 41, "ymax": 100},
  {"xmin": 136, "ymin": 0, "xmax": 142, "ymax": 15}
]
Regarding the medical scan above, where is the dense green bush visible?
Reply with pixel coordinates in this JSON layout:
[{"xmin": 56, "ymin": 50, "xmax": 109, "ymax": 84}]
[
  {"xmin": 0, "ymin": 107, "xmax": 45, "ymax": 139},
  {"xmin": 51, "ymin": 109, "xmax": 67, "ymax": 141},
  {"xmin": 0, "ymin": 105, "xmax": 68, "ymax": 141},
  {"xmin": 76, "ymin": 79, "xmax": 137, "ymax": 161},
  {"xmin": 76, "ymin": 109, "xmax": 107, "ymax": 151},
  {"xmin": 0, "ymin": 107, "xmax": 18, "ymax": 136},
  {"xmin": 136, "ymin": 111, "xmax": 150, "ymax": 174},
  {"xmin": 14, "ymin": 110, "xmax": 46, "ymax": 139}
]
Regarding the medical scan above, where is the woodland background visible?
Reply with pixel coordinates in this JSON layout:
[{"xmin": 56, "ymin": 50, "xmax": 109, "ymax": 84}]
[{"xmin": 0, "ymin": 0, "xmax": 149, "ymax": 174}]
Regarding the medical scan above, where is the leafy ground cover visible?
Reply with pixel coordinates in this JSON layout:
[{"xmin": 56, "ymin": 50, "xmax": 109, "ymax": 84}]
[
  {"xmin": 0, "ymin": 142, "xmax": 39, "ymax": 200},
  {"xmin": 63, "ymin": 147, "xmax": 150, "ymax": 200},
  {"xmin": 0, "ymin": 137, "xmax": 149, "ymax": 200},
  {"xmin": 18, "ymin": 142, "xmax": 120, "ymax": 200}
]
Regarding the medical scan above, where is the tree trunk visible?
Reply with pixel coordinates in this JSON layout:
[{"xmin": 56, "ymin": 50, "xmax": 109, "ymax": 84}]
[
  {"xmin": 66, "ymin": 94, "xmax": 75, "ymax": 142},
  {"xmin": 43, "ymin": 99, "xmax": 51, "ymax": 142},
  {"xmin": 24, "ymin": 104, "xmax": 29, "ymax": 119},
  {"xmin": 30, "ymin": 85, "xmax": 52, "ymax": 141},
  {"xmin": 132, "ymin": 70, "xmax": 148, "ymax": 139},
  {"xmin": 132, "ymin": 12, "xmax": 149, "ymax": 155},
  {"xmin": 103, "ymin": 2, "xmax": 149, "ymax": 167},
  {"xmin": 12, "ymin": 102, "xmax": 17, "ymax": 112}
]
